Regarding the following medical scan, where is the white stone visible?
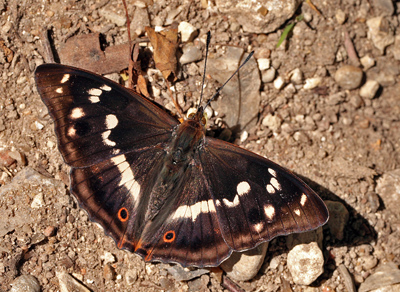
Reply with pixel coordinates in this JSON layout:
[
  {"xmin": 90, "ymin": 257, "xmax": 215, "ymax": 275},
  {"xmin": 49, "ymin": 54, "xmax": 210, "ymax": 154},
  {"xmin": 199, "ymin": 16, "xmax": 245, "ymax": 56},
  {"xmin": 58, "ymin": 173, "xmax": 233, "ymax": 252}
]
[
  {"xmin": 359, "ymin": 80, "xmax": 380, "ymax": 99},
  {"xmin": 303, "ymin": 77, "xmax": 322, "ymax": 90},
  {"xmin": 360, "ymin": 55, "xmax": 375, "ymax": 70},
  {"xmin": 257, "ymin": 58, "xmax": 271, "ymax": 71},
  {"xmin": 287, "ymin": 242, "xmax": 324, "ymax": 285},
  {"xmin": 178, "ymin": 21, "xmax": 198, "ymax": 42},
  {"xmin": 273, "ymin": 76, "xmax": 285, "ymax": 90}
]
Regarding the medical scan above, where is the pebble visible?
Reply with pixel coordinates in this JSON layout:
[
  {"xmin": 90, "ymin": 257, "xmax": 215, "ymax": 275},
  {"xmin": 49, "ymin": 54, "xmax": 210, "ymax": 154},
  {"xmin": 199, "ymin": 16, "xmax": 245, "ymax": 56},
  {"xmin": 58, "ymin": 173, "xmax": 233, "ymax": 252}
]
[
  {"xmin": 359, "ymin": 80, "xmax": 380, "ymax": 99},
  {"xmin": 287, "ymin": 242, "xmax": 324, "ymax": 285},
  {"xmin": 262, "ymin": 67, "xmax": 276, "ymax": 83},
  {"xmin": 179, "ymin": 43, "xmax": 202, "ymax": 65},
  {"xmin": 100, "ymin": 251, "xmax": 116, "ymax": 265},
  {"xmin": 273, "ymin": 76, "xmax": 285, "ymax": 90},
  {"xmin": 289, "ymin": 68, "xmax": 303, "ymax": 85},
  {"xmin": 359, "ymin": 262, "xmax": 400, "ymax": 292},
  {"xmin": 43, "ymin": 225, "xmax": 56, "ymax": 237},
  {"xmin": 360, "ymin": 55, "xmax": 375, "ymax": 70},
  {"xmin": 220, "ymin": 242, "xmax": 269, "ymax": 281},
  {"xmin": 334, "ymin": 65, "xmax": 363, "ymax": 90},
  {"xmin": 31, "ymin": 192, "xmax": 44, "ymax": 209},
  {"xmin": 375, "ymin": 169, "xmax": 400, "ymax": 213},
  {"xmin": 130, "ymin": 7, "xmax": 150, "ymax": 36},
  {"xmin": 335, "ymin": 9, "xmax": 347, "ymax": 24},
  {"xmin": 125, "ymin": 269, "xmax": 138, "ymax": 285},
  {"xmin": 303, "ymin": 77, "xmax": 322, "ymax": 90},
  {"xmin": 99, "ymin": 9, "xmax": 126, "ymax": 27},
  {"xmin": 338, "ymin": 264, "xmax": 356, "ymax": 292},
  {"xmin": 164, "ymin": 264, "xmax": 209, "ymax": 282},
  {"xmin": 10, "ymin": 275, "xmax": 41, "ymax": 292},
  {"xmin": 178, "ymin": 21, "xmax": 198, "ymax": 43},
  {"xmin": 325, "ymin": 200, "xmax": 349, "ymax": 240},
  {"xmin": 257, "ymin": 58, "xmax": 271, "ymax": 70},
  {"xmin": 57, "ymin": 271, "xmax": 91, "ymax": 292},
  {"xmin": 366, "ymin": 16, "xmax": 395, "ymax": 54},
  {"xmin": 392, "ymin": 35, "xmax": 400, "ymax": 61},
  {"xmin": 262, "ymin": 114, "xmax": 282, "ymax": 132}
]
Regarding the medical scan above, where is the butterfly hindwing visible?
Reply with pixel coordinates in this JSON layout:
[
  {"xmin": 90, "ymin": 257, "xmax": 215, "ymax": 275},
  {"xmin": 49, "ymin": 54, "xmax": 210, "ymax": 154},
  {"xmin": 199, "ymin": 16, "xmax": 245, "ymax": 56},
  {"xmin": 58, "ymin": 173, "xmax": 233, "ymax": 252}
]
[{"xmin": 200, "ymin": 137, "xmax": 329, "ymax": 251}]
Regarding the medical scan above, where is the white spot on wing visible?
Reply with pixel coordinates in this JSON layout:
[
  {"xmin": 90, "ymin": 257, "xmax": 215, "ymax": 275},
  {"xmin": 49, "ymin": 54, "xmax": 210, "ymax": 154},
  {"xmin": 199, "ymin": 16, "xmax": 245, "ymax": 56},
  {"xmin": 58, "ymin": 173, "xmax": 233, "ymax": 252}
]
[
  {"xmin": 61, "ymin": 74, "xmax": 70, "ymax": 83},
  {"xmin": 266, "ymin": 184, "xmax": 275, "ymax": 194},
  {"xmin": 294, "ymin": 208, "xmax": 301, "ymax": 216},
  {"xmin": 111, "ymin": 155, "xmax": 140, "ymax": 203},
  {"xmin": 88, "ymin": 88, "xmax": 102, "ymax": 96},
  {"xmin": 102, "ymin": 130, "xmax": 116, "ymax": 146},
  {"xmin": 100, "ymin": 84, "xmax": 112, "ymax": 91},
  {"xmin": 70, "ymin": 107, "xmax": 85, "ymax": 119},
  {"xmin": 253, "ymin": 222, "xmax": 264, "ymax": 233},
  {"xmin": 264, "ymin": 204, "xmax": 275, "ymax": 220},
  {"xmin": 105, "ymin": 114, "xmax": 118, "ymax": 129},
  {"xmin": 172, "ymin": 199, "xmax": 216, "ymax": 222},
  {"xmin": 223, "ymin": 195, "xmax": 240, "ymax": 207},
  {"xmin": 55, "ymin": 87, "xmax": 63, "ymax": 94},
  {"xmin": 67, "ymin": 126, "xmax": 76, "ymax": 137},
  {"xmin": 237, "ymin": 181, "xmax": 251, "ymax": 196},
  {"xmin": 268, "ymin": 168, "xmax": 277, "ymax": 177},
  {"xmin": 89, "ymin": 95, "xmax": 100, "ymax": 103},
  {"xmin": 300, "ymin": 193, "xmax": 307, "ymax": 206},
  {"xmin": 270, "ymin": 177, "xmax": 282, "ymax": 191}
]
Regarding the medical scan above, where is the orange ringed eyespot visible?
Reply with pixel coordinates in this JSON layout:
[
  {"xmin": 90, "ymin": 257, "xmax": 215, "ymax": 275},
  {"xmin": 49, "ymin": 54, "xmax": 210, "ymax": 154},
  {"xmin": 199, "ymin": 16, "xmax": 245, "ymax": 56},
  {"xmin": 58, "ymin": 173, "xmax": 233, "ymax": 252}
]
[
  {"xmin": 118, "ymin": 207, "xmax": 129, "ymax": 222},
  {"xmin": 163, "ymin": 230, "xmax": 175, "ymax": 243}
]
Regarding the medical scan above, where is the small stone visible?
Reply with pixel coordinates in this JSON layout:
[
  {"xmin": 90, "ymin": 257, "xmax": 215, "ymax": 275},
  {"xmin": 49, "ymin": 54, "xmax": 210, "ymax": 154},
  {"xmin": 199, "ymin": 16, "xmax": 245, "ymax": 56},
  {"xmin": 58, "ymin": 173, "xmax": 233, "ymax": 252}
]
[
  {"xmin": 360, "ymin": 55, "xmax": 375, "ymax": 70},
  {"xmin": 257, "ymin": 58, "xmax": 270, "ymax": 70},
  {"xmin": 101, "ymin": 252, "xmax": 116, "ymax": 265},
  {"xmin": 262, "ymin": 114, "xmax": 282, "ymax": 132},
  {"xmin": 359, "ymin": 262, "xmax": 400, "ymax": 292},
  {"xmin": 335, "ymin": 9, "xmax": 347, "ymax": 24},
  {"xmin": 103, "ymin": 264, "xmax": 115, "ymax": 281},
  {"xmin": 287, "ymin": 242, "xmax": 324, "ymax": 285},
  {"xmin": 359, "ymin": 80, "xmax": 380, "ymax": 99},
  {"xmin": 221, "ymin": 242, "xmax": 269, "ymax": 281},
  {"xmin": 392, "ymin": 35, "xmax": 400, "ymax": 61},
  {"xmin": 10, "ymin": 275, "xmax": 41, "ymax": 292},
  {"xmin": 363, "ymin": 255, "xmax": 378, "ymax": 270},
  {"xmin": 366, "ymin": 16, "xmax": 395, "ymax": 54},
  {"xmin": 125, "ymin": 269, "xmax": 138, "ymax": 285},
  {"xmin": 164, "ymin": 264, "xmax": 209, "ymax": 282},
  {"xmin": 178, "ymin": 21, "xmax": 198, "ymax": 42},
  {"xmin": 99, "ymin": 9, "xmax": 126, "ymax": 27},
  {"xmin": 262, "ymin": 67, "xmax": 276, "ymax": 83},
  {"xmin": 375, "ymin": 169, "xmax": 400, "ymax": 213},
  {"xmin": 273, "ymin": 76, "xmax": 285, "ymax": 90},
  {"xmin": 130, "ymin": 7, "xmax": 150, "ymax": 36},
  {"xmin": 180, "ymin": 43, "xmax": 202, "ymax": 65},
  {"xmin": 240, "ymin": 130, "xmax": 248, "ymax": 143},
  {"xmin": 31, "ymin": 193, "xmax": 44, "ymax": 209},
  {"xmin": 334, "ymin": 65, "xmax": 363, "ymax": 90},
  {"xmin": 303, "ymin": 77, "xmax": 322, "ymax": 90},
  {"xmin": 43, "ymin": 225, "xmax": 56, "ymax": 237},
  {"xmin": 34, "ymin": 121, "xmax": 44, "ymax": 130},
  {"xmin": 57, "ymin": 271, "xmax": 91, "ymax": 292},
  {"xmin": 372, "ymin": 0, "xmax": 394, "ymax": 16},
  {"xmin": 289, "ymin": 68, "xmax": 303, "ymax": 85},
  {"xmin": 325, "ymin": 200, "xmax": 349, "ymax": 240}
]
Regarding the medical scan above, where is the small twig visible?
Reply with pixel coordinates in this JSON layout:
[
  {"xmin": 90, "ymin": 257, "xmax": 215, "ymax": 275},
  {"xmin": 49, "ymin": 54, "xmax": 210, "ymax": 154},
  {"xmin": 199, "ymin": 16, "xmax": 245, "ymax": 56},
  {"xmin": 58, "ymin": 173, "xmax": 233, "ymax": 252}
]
[
  {"xmin": 344, "ymin": 30, "xmax": 360, "ymax": 66},
  {"xmin": 221, "ymin": 275, "xmax": 245, "ymax": 292},
  {"xmin": 39, "ymin": 29, "xmax": 55, "ymax": 63}
]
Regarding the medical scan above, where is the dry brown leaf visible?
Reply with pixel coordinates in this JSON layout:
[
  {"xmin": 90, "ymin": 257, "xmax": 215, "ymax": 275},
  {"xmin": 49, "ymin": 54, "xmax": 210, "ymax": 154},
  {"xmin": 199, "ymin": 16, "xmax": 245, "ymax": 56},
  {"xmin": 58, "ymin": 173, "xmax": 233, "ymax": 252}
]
[
  {"xmin": 137, "ymin": 74, "xmax": 150, "ymax": 97},
  {"xmin": 145, "ymin": 26, "xmax": 179, "ymax": 82}
]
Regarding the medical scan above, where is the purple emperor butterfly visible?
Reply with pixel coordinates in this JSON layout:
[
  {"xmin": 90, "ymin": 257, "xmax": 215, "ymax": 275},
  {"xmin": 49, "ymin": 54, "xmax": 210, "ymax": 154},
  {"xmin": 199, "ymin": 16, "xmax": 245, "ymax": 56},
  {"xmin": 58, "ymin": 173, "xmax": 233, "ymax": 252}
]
[{"xmin": 35, "ymin": 42, "xmax": 328, "ymax": 268}]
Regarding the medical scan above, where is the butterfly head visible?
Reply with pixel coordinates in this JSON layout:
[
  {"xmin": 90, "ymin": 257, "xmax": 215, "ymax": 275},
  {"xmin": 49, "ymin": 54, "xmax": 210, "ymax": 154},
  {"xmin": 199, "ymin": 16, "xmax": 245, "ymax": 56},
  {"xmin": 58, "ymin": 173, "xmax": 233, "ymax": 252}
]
[{"xmin": 186, "ymin": 106, "xmax": 208, "ymax": 127}]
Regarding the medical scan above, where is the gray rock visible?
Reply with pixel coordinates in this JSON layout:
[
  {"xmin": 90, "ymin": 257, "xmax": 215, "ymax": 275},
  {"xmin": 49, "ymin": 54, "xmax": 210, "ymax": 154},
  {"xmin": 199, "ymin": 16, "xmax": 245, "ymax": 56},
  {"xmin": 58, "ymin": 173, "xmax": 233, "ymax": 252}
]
[
  {"xmin": 130, "ymin": 7, "xmax": 150, "ymax": 36},
  {"xmin": 391, "ymin": 35, "xmax": 400, "ymax": 61},
  {"xmin": 178, "ymin": 21, "xmax": 198, "ymax": 43},
  {"xmin": 366, "ymin": 16, "xmax": 395, "ymax": 54},
  {"xmin": 360, "ymin": 55, "xmax": 375, "ymax": 70},
  {"xmin": 57, "ymin": 271, "xmax": 91, "ymax": 292},
  {"xmin": 334, "ymin": 65, "xmax": 363, "ymax": 90},
  {"xmin": 215, "ymin": 0, "xmax": 301, "ymax": 34},
  {"xmin": 359, "ymin": 262, "xmax": 400, "ymax": 292},
  {"xmin": 359, "ymin": 80, "xmax": 380, "ymax": 99},
  {"xmin": 10, "ymin": 275, "xmax": 40, "ymax": 292},
  {"xmin": 375, "ymin": 169, "xmax": 400, "ymax": 213},
  {"xmin": 287, "ymin": 242, "xmax": 324, "ymax": 285},
  {"xmin": 163, "ymin": 264, "xmax": 209, "ymax": 282},
  {"xmin": 99, "ymin": 9, "xmax": 126, "ymax": 27},
  {"xmin": 372, "ymin": 0, "xmax": 394, "ymax": 16},
  {"xmin": 262, "ymin": 67, "xmax": 276, "ymax": 83},
  {"xmin": 220, "ymin": 242, "xmax": 269, "ymax": 281},
  {"xmin": 325, "ymin": 200, "xmax": 349, "ymax": 240},
  {"xmin": 208, "ymin": 46, "xmax": 261, "ymax": 130},
  {"xmin": 338, "ymin": 264, "xmax": 356, "ymax": 292},
  {"xmin": 180, "ymin": 43, "xmax": 203, "ymax": 65},
  {"xmin": 262, "ymin": 113, "xmax": 282, "ymax": 132}
]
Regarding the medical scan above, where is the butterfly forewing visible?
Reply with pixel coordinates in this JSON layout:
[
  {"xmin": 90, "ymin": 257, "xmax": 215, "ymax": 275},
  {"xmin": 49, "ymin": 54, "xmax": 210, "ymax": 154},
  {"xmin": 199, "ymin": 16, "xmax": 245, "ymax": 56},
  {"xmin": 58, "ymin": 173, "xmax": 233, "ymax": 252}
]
[{"xmin": 35, "ymin": 63, "xmax": 328, "ymax": 268}]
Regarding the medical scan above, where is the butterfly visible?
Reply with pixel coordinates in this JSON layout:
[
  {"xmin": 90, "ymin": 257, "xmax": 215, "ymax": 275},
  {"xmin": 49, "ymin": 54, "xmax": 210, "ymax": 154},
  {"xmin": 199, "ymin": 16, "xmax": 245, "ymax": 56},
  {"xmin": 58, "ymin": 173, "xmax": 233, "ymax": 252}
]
[{"xmin": 35, "ymin": 49, "xmax": 328, "ymax": 268}]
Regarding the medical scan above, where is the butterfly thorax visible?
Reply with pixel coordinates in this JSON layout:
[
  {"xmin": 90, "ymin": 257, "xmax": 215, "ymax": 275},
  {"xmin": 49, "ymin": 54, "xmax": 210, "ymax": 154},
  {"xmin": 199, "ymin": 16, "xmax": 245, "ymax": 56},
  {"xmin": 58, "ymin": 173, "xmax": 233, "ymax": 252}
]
[{"xmin": 144, "ymin": 118, "xmax": 205, "ymax": 222}]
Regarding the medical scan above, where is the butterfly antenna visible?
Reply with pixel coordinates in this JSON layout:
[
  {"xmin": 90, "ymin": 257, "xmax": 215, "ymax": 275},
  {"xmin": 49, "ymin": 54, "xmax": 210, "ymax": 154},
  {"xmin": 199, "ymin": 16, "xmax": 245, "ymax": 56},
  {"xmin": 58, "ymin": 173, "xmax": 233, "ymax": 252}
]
[
  {"xmin": 198, "ymin": 31, "xmax": 211, "ymax": 110},
  {"xmin": 203, "ymin": 51, "xmax": 254, "ymax": 111}
]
